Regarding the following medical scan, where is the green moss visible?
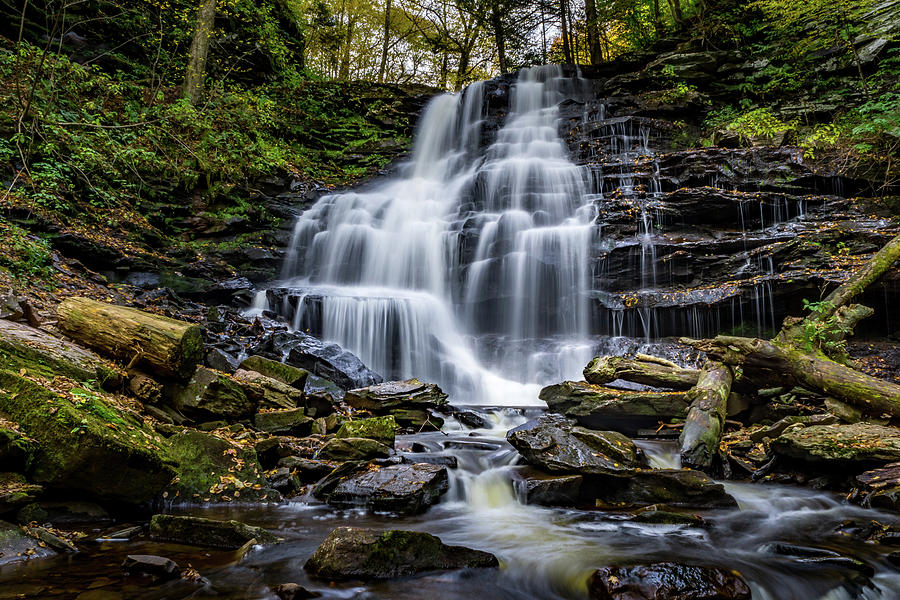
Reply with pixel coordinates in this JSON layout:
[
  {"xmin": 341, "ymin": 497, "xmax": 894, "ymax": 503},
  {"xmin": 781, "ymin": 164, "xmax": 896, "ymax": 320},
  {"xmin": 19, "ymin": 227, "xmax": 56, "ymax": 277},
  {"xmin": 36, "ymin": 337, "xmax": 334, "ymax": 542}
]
[{"xmin": 336, "ymin": 415, "xmax": 397, "ymax": 445}]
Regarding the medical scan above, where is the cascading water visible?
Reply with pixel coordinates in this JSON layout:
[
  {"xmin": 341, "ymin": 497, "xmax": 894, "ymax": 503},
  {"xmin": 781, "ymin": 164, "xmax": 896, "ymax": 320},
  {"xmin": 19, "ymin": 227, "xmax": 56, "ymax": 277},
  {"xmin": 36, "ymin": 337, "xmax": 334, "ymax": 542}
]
[{"xmin": 277, "ymin": 66, "xmax": 597, "ymax": 402}]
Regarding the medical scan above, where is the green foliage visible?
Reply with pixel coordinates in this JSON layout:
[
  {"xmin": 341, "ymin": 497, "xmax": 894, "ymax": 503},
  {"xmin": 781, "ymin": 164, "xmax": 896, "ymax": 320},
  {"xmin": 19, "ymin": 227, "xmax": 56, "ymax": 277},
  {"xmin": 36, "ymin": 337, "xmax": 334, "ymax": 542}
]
[
  {"xmin": 799, "ymin": 299, "xmax": 849, "ymax": 357},
  {"xmin": 0, "ymin": 221, "xmax": 52, "ymax": 282},
  {"xmin": 722, "ymin": 108, "xmax": 796, "ymax": 143}
]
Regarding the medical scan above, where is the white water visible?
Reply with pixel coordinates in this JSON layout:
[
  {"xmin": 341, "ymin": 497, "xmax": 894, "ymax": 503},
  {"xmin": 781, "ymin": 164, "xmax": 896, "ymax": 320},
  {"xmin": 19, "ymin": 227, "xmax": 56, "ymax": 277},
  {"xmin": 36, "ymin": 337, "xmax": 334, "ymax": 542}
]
[{"xmin": 278, "ymin": 66, "xmax": 596, "ymax": 402}]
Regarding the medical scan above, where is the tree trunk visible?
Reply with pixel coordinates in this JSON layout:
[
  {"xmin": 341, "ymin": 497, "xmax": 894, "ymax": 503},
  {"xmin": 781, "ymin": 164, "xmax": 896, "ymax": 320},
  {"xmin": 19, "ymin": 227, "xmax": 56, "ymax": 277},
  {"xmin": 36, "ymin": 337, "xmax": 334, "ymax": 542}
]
[
  {"xmin": 653, "ymin": 0, "xmax": 663, "ymax": 38},
  {"xmin": 559, "ymin": 0, "xmax": 572, "ymax": 63},
  {"xmin": 378, "ymin": 0, "xmax": 391, "ymax": 83},
  {"xmin": 57, "ymin": 297, "xmax": 204, "ymax": 380},
  {"xmin": 690, "ymin": 336, "xmax": 900, "ymax": 419},
  {"xmin": 583, "ymin": 0, "xmax": 602, "ymax": 65},
  {"xmin": 679, "ymin": 361, "xmax": 733, "ymax": 471},
  {"xmin": 584, "ymin": 355, "xmax": 699, "ymax": 390},
  {"xmin": 490, "ymin": 0, "xmax": 507, "ymax": 74},
  {"xmin": 339, "ymin": 16, "xmax": 355, "ymax": 81},
  {"xmin": 183, "ymin": 0, "xmax": 216, "ymax": 105},
  {"xmin": 666, "ymin": 0, "xmax": 684, "ymax": 27}
]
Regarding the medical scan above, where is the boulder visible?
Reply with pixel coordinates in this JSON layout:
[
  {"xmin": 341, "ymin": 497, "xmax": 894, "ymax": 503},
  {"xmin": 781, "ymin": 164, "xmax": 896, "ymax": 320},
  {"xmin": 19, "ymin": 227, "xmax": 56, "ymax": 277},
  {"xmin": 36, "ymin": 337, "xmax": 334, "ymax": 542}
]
[
  {"xmin": 239, "ymin": 355, "xmax": 309, "ymax": 389},
  {"xmin": 273, "ymin": 583, "xmax": 321, "ymax": 600},
  {"xmin": 0, "ymin": 473, "xmax": 42, "ymax": 516},
  {"xmin": 254, "ymin": 409, "xmax": 314, "ymax": 436},
  {"xmin": 588, "ymin": 469, "xmax": 737, "ymax": 509},
  {"xmin": 318, "ymin": 437, "xmax": 391, "ymax": 462},
  {"xmin": 254, "ymin": 330, "xmax": 382, "ymax": 391},
  {"xmin": 278, "ymin": 457, "xmax": 335, "ymax": 482},
  {"xmin": 326, "ymin": 463, "xmax": 449, "ymax": 514},
  {"xmin": 166, "ymin": 366, "xmax": 256, "ymax": 421},
  {"xmin": 540, "ymin": 381, "xmax": 689, "ymax": 435},
  {"xmin": 507, "ymin": 414, "xmax": 645, "ymax": 476},
  {"xmin": 344, "ymin": 379, "xmax": 448, "ymax": 412},
  {"xmin": 304, "ymin": 527, "xmax": 498, "ymax": 579},
  {"xmin": 122, "ymin": 554, "xmax": 181, "ymax": 581},
  {"xmin": 387, "ymin": 408, "xmax": 443, "ymax": 430},
  {"xmin": 166, "ymin": 430, "xmax": 276, "ymax": 502},
  {"xmin": 0, "ymin": 519, "xmax": 54, "ymax": 565},
  {"xmin": 510, "ymin": 466, "xmax": 583, "ymax": 506},
  {"xmin": 16, "ymin": 501, "xmax": 110, "ymax": 525},
  {"xmin": 149, "ymin": 514, "xmax": 277, "ymax": 549},
  {"xmin": 336, "ymin": 415, "xmax": 397, "ymax": 446},
  {"xmin": 854, "ymin": 462, "xmax": 900, "ymax": 512},
  {"xmin": 234, "ymin": 368, "xmax": 304, "ymax": 410},
  {"xmin": 588, "ymin": 563, "xmax": 751, "ymax": 599},
  {"xmin": 771, "ymin": 423, "xmax": 900, "ymax": 466},
  {"xmin": 0, "ymin": 371, "xmax": 175, "ymax": 504},
  {"xmin": 0, "ymin": 320, "xmax": 122, "ymax": 388}
]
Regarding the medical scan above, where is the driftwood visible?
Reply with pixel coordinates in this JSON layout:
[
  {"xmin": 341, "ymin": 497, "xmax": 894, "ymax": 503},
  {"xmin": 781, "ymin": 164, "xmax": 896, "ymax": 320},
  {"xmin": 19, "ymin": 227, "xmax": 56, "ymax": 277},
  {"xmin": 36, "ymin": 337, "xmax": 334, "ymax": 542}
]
[
  {"xmin": 679, "ymin": 361, "xmax": 733, "ymax": 470},
  {"xmin": 57, "ymin": 297, "xmax": 204, "ymax": 380},
  {"xmin": 689, "ymin": 336, "xmax": 900, "ymax": 419},
  {"xmin": 584, "ymin": 355, "xmax": 699, "ymax": 390}
]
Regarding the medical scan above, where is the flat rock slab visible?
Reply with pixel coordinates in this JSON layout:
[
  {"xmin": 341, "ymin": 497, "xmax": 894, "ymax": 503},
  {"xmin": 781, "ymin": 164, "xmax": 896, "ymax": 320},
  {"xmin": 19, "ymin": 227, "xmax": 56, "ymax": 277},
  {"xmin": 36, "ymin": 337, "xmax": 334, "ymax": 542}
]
[
  {"xmin": 335, "ymin": 415, "xmax": 397, "ymax": 445},
  {"xmin": 149, "ymin": 514, "xmax": 277, "ymax": 549},
  {"xmin": 0, "ymin": 320, "xmax": 121, "ymax": 387},
  {"xmin": 122, "ymin": 554, "xmax": 180, "ymax": 580},
  {"xmin": 327, "ymin": 463, "xmax": 449, "ymax": 514},
  {"xmin": 318, "ymin": 437, "xmax": 391, "ymax": 462},
  {"xmin": 510, "ymin": 466, "xmax": 583, "ymax": 506},
  {"xmin": 345, "ymin": 379, "xmax": 448, "ymax": 411},
  {"xmin": 772, "ymin": 423, "xmax": 900, "ymax": 465},
  {"xmin": 588, "ymin": 469, "xmax": 737, "ymax": 509},
  {"xmin": 304, "ymin": 527, "xmax": 498, "ymax": 579},
  {"xmin": 507, "ymin": 414, "xmax": 644, "ymax": 476},
  {"xmin": 588, "ymin": 563, "xmax": 751, "ymax": 600},
  {"xmin": 0, "ymin": 519, "xmax": 54, "ymax": 566}
]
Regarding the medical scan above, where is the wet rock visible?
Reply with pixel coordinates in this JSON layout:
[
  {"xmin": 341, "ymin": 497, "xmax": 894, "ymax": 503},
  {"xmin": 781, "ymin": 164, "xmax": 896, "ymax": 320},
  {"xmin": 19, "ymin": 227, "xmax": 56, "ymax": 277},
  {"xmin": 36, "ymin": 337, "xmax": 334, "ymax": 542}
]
[
  {"xmin": 0, "ymin": 292, "xmax": 24, "ymax": 321},
  {"xmin": 0, "ymin": 473, "xmax": 42, "ymax": 516},
  {"xmin": 104, "ymin": 525, "xmax": 143, "ymax": 540},
  {"xmin": 121, "ymin": 554, "xmax": 181, "ymax": 581},
  {"xmin": 254, "ymin": 409, "xmax": 314, "ymax": 436},
  {"xmin": 16, "ymin": 501, "xmax": 110, "ymax": 526},
  {"xmin": 399, "ymin": 453, "xmax": 458, "ymax": 469},
  {"xmin": 748, "ymin": 414, "xmax": 839, "ymax": 442},
  {"xmin": 0, "ymin": 519, "xmax": 54, "ymax": 565},
  {"xmin": 336, "ymin": 415, "xmax": 397, "ymax": 446},
  {"xmin": 235, "ymin": 368, "xmax": 304, "ymax": 410},
  {"xmin": 318, "ymin": 437, "xmax": 391, "ymax": 462},
  {"xmin": 627, "ymin": 504, "xmax": 706, "ymax": 526},
  {"xmin": 0, "ymin": 320, "xmax": 122, "ymax": 388},
  {"xmin": 239, "ymin": 355, "xmax": 309, "ymax": 388},
  {"xmin": 166, "ymin": 366, "xmax": 256, "ymax": 421},
  {"xmin": 273, "ymin": 583, "xmax": 321, "ymax": 600},
  {"xmin": 540, "ymin": 381, "xmax": 689, "ymax": 435},
  {"xmin": 149, "ymin": 514, "xmax": 277, "ymax": 549},
  {"xmin": 269, "ymin": 467, "xmax": 302, "ymax": 495},
  {"xmin": 588, "ymin": 563, "xmax": 751, "ymax": 599},
  {"xmin": 771, "ymin": 423, "xmax": 900, "ymax": 466},
  {"xmin": 388, "ymin": 408, "xmax": 444, "ymax": 430},
  {"xmin": 759, "ymin": 542, "xmax": 874, "ymax": 576},
  {"xmin": 510, "ymin": 466, "xmax": 583, "ymax": 506},
  {"xmin": 326, "ymin": 463, "xmax": 449, "ymax": 514},
  {"xmin": 345, "ymin": 379, "xmax": 448, "ymax": 411},
  {"xmin": 304, "ymin": 527, "xmax": 498, "ymax": 579},
  {"xmin": 26, "ymin": 525, "xmax": 77, "ymax": 552},
  {"xmin": 588, "ymin": 469, "xmax": 737, "ymax": 509},
  {"xmin": 254, "ymin": 330, "xmax": 382, "ymax": 390},
  {"xmin": 255, "ymin": 436, "xmax": 297, "ymax": 468},
  {"xmin": 311, "ymin": 461, "xmax": 368, "ymax": 499},
  {"xmin": 507, "ymin": 414, "xmax": 645, "ymax": 476},
  {"xmin": 0, "ymin": 371, "xmax": 174, "ymax": 505},
  {"xmin": 854, "ymin": 462, "xmax": 900, "ymax": 511},
  {"xmin": 450, "ymin": 409, "xmax": 491, "ymax": 429},
  {"xmin": 166, "ymin": 430, "xmax": 276, "ymax": 502},
  {"xmin": 278, "ymin": 457, "xmax": 335, "ymax": 482},
  {"xmin": 206, "ymin": 347, "xmax": 240, "ymax": 373}
]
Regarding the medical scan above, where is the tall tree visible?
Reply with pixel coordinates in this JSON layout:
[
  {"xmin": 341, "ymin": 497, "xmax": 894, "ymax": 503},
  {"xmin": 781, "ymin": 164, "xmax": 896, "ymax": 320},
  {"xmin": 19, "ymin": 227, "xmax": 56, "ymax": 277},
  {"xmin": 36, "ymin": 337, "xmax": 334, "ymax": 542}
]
[
  {"xmin": 559, "ymin": 0, "xmax": 572, "ymax": 63},
  {"xmin": 379, "ymin": 0, "xmax": 392, "ymax": 81},
  {"xmin": 183, "ymin": 0, "xmax": 216, "ymax": 104},
  {"xmin": 584, "ymin": 0, "xmax": 602, "ymax": 64}
]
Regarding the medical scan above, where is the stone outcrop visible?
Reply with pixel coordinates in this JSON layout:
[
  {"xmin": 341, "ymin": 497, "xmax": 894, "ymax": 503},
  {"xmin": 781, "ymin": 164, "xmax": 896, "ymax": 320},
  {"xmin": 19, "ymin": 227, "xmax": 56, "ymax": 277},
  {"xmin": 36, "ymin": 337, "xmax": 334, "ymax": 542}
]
[
  {"xmin": 326, "ymin": 463, "xmax": 449, "ymax": 514},
  {"xmin": 588, "ymin": 563, "xmax": 751, "ymax": 600}
]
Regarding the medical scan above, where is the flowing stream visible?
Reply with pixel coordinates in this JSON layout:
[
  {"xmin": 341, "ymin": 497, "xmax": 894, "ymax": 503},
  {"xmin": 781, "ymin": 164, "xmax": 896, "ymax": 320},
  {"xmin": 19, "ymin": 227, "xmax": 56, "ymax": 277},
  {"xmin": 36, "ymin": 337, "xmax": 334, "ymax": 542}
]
[{"xmin": 2, "ymin": 67, "xmax": 899, "ymax": 599}]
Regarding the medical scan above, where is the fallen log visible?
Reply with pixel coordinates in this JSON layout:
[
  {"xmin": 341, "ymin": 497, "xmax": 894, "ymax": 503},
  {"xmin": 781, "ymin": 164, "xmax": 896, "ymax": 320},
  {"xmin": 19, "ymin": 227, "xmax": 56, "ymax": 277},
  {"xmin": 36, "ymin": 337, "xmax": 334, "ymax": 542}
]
[
  {"xmin": 688, "ymin": 336, "xmax": 900, "ymax": 419},
  {"xmin": 57, "ymin": 297, "xmax": 204, "ymax": 380},
  {"xmin": 584, "ymin": 355, "xmax": 699, "ymax": 390},
  {"xmin": 679, "ymin": 361, "xmax": 733, "ymax": 471}
]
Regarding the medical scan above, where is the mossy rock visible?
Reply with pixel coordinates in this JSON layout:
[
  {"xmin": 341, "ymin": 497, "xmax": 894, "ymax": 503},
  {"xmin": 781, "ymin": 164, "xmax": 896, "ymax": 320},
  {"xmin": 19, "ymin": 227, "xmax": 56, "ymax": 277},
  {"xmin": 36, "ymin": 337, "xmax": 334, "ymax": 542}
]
[
  {"xmin": 336, "ymin": 416, "xmax": 397, "ymax": 445},
  {"xmin": 0, "ymin": 473, "xmax": 42, "ymax": 516},
  {"xmin": 239, "ymin": 355, "xmax": 309, "ymax": 389},
  {"xmin": 0, "ymin": 320, "xmax": 122, "ymax": 389},
  {"xmin": 772, "ymin": 423, "xmax": 900, "ymax": 465},
  {"xmin": 318, "ymin": 437, "xmax": 391, "ymax": 462},
  {"xmin": 254, "ymin": 408, "xmax": 313, "ymax": 436},
  {"xmin": 388, "ymin": 408, "xmax": 443, "ymax": 431},
  {"xmin": 166, "ymin": 430, "xmax": 278, "ymax": 503},
  {"xmin": 0, "ymin": 370, "xmax": 175, "ymax": 505},
  {"xmin": 304, "ymin": 527, "xmax": 498, "ymax": 579},
  {"xmin": 149, "ymin": 514, "xmax": 277, "ymax": 549},
  {"xmin": 0, "ymin": 427, "xmax": 34, "ymax": 473},
  {"xmin": 167, "ymin": 367, "xmax": 256, "ymax": 421},
  {"xmin": 0, "ymin": 519, "xmax": 54, "ymax": 565}
]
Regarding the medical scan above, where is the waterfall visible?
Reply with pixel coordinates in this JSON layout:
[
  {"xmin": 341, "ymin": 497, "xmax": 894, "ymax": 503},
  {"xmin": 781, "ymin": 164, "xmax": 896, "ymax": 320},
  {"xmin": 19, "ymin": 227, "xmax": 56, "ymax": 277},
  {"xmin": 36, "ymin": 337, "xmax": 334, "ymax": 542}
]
[{"xmin": 278, "ymin": 65, "xmax": 595, "ymax": 402}]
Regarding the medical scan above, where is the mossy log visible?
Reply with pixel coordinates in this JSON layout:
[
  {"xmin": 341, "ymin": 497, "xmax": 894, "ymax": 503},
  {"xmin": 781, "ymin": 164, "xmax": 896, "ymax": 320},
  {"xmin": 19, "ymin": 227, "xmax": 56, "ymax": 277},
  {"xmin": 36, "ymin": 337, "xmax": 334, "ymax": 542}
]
[
  {"xmin": 57, "ymin": 297, "xmax": 203, "ymax": 380},
  {"xmin": 584, "ymin": 355, "xmax": 699, "ymax": 390},
  {"xmin": 689, "ymin": 336, "xmax": 900, "ymax": 419},
  {"xmin": 679, "ymin": 361, "xmax": 733, "ymax": 471}
]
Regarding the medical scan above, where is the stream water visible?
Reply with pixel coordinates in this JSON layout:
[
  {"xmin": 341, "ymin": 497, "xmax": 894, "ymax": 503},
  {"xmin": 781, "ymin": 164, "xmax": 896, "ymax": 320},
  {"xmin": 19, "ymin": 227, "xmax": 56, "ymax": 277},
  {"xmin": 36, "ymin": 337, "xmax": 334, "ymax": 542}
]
[{"xmin": 2, "ymin": 67, "xmax": 899, "ymax": 599}]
